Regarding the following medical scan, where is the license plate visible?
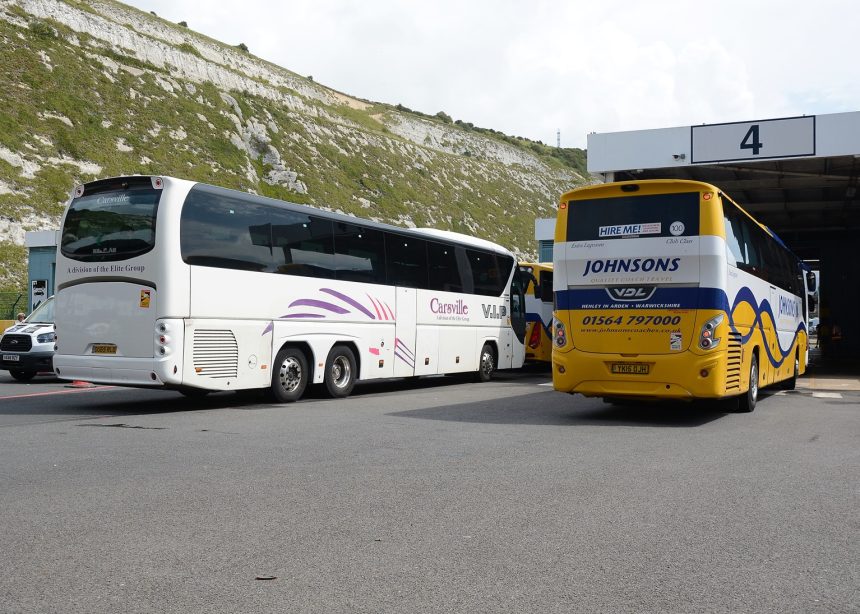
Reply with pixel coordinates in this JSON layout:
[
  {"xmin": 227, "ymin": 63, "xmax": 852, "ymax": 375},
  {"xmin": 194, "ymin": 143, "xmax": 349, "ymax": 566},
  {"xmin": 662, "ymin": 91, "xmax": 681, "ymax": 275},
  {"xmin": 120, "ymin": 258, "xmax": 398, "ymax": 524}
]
[
  {"xmin": 611, "ymin": 362, "xmax": 649, "ymax": 375},
  {"xmin": 92, "ymin": 344, "xmax": 117, "ymax": 355},
  {"xmin": 2, "ymin": 354, "xmax": 19, "ymax": 362}
]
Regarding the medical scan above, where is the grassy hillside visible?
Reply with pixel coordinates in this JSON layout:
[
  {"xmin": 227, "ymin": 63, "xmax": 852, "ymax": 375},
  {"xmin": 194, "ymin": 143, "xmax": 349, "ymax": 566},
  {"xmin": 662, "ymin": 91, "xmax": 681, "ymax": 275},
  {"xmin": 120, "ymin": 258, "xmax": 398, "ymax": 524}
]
[{"xmin": 0, "ymin": 0, "xmax": 588, "ymax": 292}]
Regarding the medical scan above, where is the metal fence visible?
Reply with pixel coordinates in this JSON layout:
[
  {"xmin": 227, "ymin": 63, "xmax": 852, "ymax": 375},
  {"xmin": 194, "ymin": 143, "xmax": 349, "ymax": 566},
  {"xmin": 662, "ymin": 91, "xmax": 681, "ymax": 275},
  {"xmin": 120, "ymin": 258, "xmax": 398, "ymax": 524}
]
[{"xmin": 0, "ymin": 292, "xmax": 25, "ymax": 319}]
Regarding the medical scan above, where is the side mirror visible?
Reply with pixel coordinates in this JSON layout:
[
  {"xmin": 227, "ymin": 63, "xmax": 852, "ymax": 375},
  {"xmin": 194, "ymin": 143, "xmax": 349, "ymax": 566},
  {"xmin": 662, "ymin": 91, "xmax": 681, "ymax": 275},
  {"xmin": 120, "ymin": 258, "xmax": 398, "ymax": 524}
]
[
  {"xmin": 806, "ymin": 271, "xmax": 817, "ymax": 292},
  {"xmin": 540, "ymin": 282, "xmax": 553, "ymax": 303},
  {"xmin": 539, "ymin": 271, "xmax": 554, "ymax": 303}
]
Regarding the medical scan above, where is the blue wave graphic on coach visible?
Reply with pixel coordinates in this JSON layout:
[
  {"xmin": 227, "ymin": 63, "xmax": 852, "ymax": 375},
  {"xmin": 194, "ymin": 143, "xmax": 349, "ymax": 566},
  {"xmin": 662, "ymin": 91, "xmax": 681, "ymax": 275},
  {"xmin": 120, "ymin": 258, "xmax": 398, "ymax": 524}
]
[
  {"xmin": 727, "ymin": 286, "xmax": 806, "ymax": 369},
  {"xmin": 555, "ymin": 286, "xmax": 807, "ymax": 368}
]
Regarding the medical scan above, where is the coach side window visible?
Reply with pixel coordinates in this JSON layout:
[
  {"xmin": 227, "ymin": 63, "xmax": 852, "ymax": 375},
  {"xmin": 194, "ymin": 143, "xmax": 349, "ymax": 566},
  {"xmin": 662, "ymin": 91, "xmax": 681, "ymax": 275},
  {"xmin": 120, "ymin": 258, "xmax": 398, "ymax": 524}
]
[
  {"xmin": 386, "ymin": 234, "xmax": 428, "ymax": 288},
  {"xmin": 722, "ymin": 202, "xmax": 746, "ymax": 267},
  {"xmin": 181, "ymin": 190, "xmax": 274, "ymax": 271},
  {"xmin": 271, "ymin": 209, "xmax": 335, "ymax": 279},
  {"xmin": 333, "ymin": 222, "xmax": 387, "ymax": 284},
  {"xmin": 467, "ymin": 249, "xmax": 511, "ymax": 296},
  {"xmin": 427, "ymin": 241, "xmax": 463, "ymax": 292}
]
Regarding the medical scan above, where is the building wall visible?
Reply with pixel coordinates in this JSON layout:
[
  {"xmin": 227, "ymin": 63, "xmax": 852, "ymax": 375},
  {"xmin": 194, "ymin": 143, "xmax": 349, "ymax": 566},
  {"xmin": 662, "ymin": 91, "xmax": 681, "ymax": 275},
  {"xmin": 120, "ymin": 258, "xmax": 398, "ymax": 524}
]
[{"xmin": 25, "ymin": 231, "xmax": 58, "ymax": 312}]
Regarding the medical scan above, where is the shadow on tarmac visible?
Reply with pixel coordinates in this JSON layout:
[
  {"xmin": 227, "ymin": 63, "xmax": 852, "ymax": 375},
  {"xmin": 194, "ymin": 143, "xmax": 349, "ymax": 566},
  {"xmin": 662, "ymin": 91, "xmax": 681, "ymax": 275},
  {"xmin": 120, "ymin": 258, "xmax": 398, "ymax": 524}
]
[{"xmin": 387, "ymin": 389, "xmax": 743, "ymax": 428}]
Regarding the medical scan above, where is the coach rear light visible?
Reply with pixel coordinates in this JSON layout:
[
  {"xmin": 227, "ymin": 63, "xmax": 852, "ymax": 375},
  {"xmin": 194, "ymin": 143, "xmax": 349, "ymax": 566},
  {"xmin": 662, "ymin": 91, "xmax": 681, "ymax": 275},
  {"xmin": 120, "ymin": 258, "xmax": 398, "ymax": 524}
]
[
  {"xmin": 699, "ymin": 314, "xmax": 724, "ymax": 350},
  {"xmin": 155, "ymin": 321, "xmax": 173, "ymax": 356},
  {"xmin": 528, "ymin": 323, "xmax": 542, "ymax": 349},
  {"xmin": 554, "ymin": 320, "xmax": 567, "ymax": 347}
]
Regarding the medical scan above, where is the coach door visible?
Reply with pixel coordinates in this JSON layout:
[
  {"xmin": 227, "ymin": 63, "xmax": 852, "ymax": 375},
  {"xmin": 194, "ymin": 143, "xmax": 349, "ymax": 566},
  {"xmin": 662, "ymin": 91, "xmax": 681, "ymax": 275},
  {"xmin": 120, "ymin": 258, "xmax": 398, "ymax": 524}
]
[
  {"xmin": 393, "ymin": 287, "xmax": 417, "ymax": 377},
  {"xmin": 509, "ymin": 267, "xmax": 527, "ymax": 366}
]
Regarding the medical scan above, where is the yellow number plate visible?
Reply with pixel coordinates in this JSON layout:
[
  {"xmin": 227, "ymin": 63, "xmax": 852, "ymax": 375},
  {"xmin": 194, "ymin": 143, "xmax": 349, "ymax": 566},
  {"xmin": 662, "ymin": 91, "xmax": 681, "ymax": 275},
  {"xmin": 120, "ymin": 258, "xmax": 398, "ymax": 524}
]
[
  {"xmin": 92, "ymin": 344, "xmax": 117, "ymax": 355},
  {"xmin": 611, "ymin": 362, "xmax": 649, "ymax": 375}
]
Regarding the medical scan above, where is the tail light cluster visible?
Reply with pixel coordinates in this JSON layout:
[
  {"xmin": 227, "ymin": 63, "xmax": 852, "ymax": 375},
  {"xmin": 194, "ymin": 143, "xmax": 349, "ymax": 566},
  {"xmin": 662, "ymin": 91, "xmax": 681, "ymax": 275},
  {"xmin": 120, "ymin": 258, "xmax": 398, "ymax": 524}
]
[
  {"xmin": 155, "ymin": 321, "xmax": 173, "ymax": 357},
  {"xmin": 699, "ymin": 314, "xmax": 724, "ymax": 350},
  {"xmin": 528, "ymin": 323, "xmax": 542, "ymax": 349},
  {"xmin": 554, "ymin": 319, "xmax": 567, "ymax": 348}
]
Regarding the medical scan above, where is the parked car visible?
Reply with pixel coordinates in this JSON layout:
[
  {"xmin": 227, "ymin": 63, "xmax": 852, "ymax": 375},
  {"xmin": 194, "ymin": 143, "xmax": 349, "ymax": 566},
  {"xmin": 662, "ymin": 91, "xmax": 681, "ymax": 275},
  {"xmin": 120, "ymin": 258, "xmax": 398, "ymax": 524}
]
[{"xmin": 0, "ymin": 296, "xmax": 55, "ymax": 381}]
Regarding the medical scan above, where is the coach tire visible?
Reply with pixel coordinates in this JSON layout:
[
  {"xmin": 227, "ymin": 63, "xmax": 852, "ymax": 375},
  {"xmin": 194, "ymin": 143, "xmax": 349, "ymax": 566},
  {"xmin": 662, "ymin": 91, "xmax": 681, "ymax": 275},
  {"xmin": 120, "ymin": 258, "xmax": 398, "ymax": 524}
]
[
  {"xmin": 781, "ymin": 355, "xmax": 798, "ymax": 391},
  {"xmin": 272, "ymin": 346, "xmax": 309, "ymax": 403},
  {"xmin": 9, "ymin": 369, "xmax": 36, "ymax": 382},
  {"xmin": 738, "ymin": 354, "xmax": 758, "ymax": 413},
  {"xmin": 324, "ymin": 345, "xmax": 357, "ymax": 398},
  {"xmin": 477, "ymin": 343, "xmax": 495, "ymax": 383}
]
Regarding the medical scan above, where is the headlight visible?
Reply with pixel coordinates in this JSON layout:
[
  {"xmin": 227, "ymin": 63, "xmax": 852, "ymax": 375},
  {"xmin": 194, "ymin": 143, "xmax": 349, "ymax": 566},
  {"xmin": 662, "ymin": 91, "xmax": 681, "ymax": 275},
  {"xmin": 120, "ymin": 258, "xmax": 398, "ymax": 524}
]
[{"xmin": 37, "ymin": 332, "xmax": 56, "ymax": 343}]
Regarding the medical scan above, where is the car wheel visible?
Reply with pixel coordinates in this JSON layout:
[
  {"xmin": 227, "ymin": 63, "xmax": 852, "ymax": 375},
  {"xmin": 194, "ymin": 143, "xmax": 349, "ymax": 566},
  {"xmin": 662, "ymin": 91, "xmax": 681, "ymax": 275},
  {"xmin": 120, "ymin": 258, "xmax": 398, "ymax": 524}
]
[
  {"xmin": 476, "ymin": 343, "xmax": 496, "ymax": 382},
  {"xmin": 9, "ymin": 369, "xmax": 36, "ymax": 382},
  {"xmin": 324, "ymin": 345, "xmax": 357, "ymax": 398},
  {"xmin": 738, "ymin": 354, "xmax": 758, "ymax": 412},
  {"xmin": 271, "ymin": 347, "xmax": 309, "ymax": 403}
]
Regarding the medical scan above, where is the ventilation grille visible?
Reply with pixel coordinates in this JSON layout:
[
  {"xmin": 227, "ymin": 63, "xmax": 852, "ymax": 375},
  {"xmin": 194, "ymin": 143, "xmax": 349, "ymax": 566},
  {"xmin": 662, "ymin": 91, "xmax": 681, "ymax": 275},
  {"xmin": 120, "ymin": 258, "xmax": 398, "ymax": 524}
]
[
  {"xmin": 1, "ymin": 334, "xmax": 33, "ymax": 352},
  {"xmin": 725, "ymin": 331, "xmax": 743, "ymax": 391},
  {"xmin": 193, "ymin": 329, "xmax": 238, "ymax": 379}
]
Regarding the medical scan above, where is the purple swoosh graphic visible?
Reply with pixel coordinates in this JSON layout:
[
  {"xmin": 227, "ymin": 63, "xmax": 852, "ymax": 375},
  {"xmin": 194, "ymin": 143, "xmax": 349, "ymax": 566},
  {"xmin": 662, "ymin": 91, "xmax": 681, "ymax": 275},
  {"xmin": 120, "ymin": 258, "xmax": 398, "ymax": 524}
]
[
  {"xmin": 280, "ymin": 313, "xmax": 326, "ymax": 319},
  {"xmin": 262, "ymin": 322, "xmax": 274, "ymax": 336},
  {"xmin": 320, "ymin": 288, "xmax": 376, "ymax": 319},
  {"xmin": 394, "ymin": 350, "xmax": 415, "ymax": 368},
  {"xmin": 395, "ymin": 338, "xmax": 415, "ymax": 359},
  {"xmin": 289, "ymin": 299, "xmax": 350, "ymax": 314}
]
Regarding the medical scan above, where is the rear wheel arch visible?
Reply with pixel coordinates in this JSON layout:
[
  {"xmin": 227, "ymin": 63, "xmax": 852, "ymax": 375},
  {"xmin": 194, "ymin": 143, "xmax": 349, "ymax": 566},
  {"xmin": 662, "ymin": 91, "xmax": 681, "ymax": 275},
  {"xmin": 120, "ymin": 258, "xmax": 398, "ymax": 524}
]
[
  {"xmin": 335, "ymin": 340, "xmax": 361, "ymax": 378},
  {"xmin": 274, "ymin": 341, "xmax": 315, "ymax": 382}
]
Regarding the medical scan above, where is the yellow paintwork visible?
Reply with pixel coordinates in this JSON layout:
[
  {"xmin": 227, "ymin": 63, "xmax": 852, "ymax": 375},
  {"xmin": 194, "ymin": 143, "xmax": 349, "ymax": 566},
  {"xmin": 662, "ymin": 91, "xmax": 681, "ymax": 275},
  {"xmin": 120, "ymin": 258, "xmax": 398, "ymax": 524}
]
[
  {"xmin": 519, "ymin": 262, "xmax": 553, "ymax": 363},
  {"xmin": 552, "ymin": 179, "xmax": 807, "ymax": 402}
]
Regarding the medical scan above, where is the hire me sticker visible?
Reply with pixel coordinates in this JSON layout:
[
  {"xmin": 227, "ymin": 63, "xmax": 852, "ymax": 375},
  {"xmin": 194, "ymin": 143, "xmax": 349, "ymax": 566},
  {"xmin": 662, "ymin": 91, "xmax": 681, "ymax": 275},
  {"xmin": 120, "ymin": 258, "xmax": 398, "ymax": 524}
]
[{"xmin": 140, "ymin": 290, "xmax": 151, "ymax": 308}]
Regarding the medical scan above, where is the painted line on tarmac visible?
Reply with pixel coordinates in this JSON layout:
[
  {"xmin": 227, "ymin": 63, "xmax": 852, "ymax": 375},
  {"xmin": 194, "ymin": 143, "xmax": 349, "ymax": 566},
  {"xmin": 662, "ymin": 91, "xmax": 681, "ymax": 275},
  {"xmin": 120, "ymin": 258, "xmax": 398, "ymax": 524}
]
[
  {"xmin": 812, "ymin": 392, "xmax": 843, "ymax": 399},
  {"xmin": 0, "ymin": 386, "xmax": 116, "ymax": 401}
]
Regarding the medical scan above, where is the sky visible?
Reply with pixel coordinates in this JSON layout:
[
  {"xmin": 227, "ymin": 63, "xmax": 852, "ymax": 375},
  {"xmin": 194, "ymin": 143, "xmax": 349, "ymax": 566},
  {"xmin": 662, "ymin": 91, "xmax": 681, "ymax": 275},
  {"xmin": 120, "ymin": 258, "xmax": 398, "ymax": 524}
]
[{"xmin": 125, "ymin": 0, "xmax": 858, "ymax": 149}]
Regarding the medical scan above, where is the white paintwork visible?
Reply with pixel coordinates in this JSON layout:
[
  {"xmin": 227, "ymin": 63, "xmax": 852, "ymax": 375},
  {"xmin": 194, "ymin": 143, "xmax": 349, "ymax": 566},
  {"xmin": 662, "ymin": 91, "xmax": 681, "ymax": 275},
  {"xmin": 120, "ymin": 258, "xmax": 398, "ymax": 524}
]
[
  {"xmin": 54, "ymin": 176, "xmax": 524, "ymax": 391},
  {"xmin": 534, "ymin": 218, "xmax": 555, "ymax": 241},
  {"xmin": 24, "ymin": 229, "xmax": 59, "ymax": 248},
  {"xmin": 588, "ymin": 110, "xmax": 860, "ymax": 173},
  {"xmin": 691, "ymin": 116, "xmax": 815, "ymax": 163}
]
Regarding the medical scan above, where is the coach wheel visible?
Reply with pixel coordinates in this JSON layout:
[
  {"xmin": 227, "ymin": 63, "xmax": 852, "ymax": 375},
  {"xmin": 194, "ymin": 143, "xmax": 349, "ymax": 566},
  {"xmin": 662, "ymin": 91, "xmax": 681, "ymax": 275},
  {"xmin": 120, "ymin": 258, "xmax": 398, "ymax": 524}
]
[
  {"xmin": 738, "ymin": 354, "xmax": 758, "ymax": 413},
  {"xmin": 9, "ymin": 369, "xmax": 36, "ymax": 382},
  {"xmin": 477, "ymin": 343, "xmax": 496, "ymax": 383},
  {"xmin": 780, "ymin": 355, "xmax": 799, "ymax": 391},
  {"xmin": 272, "ymin": 347, "xmax": 309, "ymax": 403},
  {"xmin": 324, "ymin": 345, "xmax": 357, "ymax": 398}
]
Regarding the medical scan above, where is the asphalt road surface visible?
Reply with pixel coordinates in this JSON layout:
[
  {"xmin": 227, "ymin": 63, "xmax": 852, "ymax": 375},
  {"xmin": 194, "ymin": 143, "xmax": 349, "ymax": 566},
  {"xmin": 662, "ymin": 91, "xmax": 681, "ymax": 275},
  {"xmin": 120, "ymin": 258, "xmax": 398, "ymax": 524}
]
[{"xmin": 0, "ymin": 370, "xmax": 857, "ymax": 613}]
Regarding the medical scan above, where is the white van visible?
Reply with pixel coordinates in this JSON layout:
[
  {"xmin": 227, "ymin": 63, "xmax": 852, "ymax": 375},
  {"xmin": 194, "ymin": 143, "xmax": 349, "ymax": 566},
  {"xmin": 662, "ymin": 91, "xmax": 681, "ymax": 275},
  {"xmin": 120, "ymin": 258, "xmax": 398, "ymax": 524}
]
[{"xmin": 1, "ymin": 296, "xmax": 55, "ymax": 381}]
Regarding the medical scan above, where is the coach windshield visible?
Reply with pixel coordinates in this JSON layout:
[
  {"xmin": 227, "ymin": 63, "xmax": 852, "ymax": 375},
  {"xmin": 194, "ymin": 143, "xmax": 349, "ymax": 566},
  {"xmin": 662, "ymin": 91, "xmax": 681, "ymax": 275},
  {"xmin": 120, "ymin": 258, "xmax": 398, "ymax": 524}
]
[{"xmin": 61, "ymin": 179, "xmax": 161, "ymax": 262}]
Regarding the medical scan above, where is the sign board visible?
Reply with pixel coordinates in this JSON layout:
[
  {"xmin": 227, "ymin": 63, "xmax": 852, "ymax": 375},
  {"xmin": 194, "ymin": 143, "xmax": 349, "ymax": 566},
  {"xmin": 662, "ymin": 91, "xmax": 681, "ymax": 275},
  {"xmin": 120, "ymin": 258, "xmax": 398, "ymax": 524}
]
[
  {"xmin": 31, "ymin": 279, "xmax": 48, "ymax": 311},
  {"xmin": 691, "ymin": 116, "xmax": 815, "ymax": 163}
]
